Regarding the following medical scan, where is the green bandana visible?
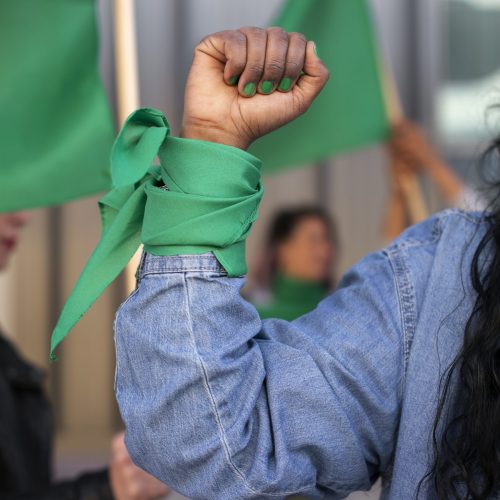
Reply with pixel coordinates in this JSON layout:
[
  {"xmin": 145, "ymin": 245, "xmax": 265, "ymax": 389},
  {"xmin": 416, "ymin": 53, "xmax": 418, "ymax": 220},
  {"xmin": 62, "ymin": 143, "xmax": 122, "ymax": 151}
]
[
  {"xmin": 50, "ymin": 108, "xmax": 263, "ymax": 360},
  {"xmin": 256, "ymin": 274, "xmax": 328, "ymax": 322}
]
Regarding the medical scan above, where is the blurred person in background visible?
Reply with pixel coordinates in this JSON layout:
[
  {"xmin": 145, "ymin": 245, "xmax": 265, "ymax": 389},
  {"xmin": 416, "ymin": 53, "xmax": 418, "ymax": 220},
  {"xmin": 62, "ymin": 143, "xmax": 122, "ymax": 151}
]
[
  {"xmin": 248, "ymin": 207, "xmax": 337, "ymax": 321},
  {"xmin": 248, "ymin": 120, "xmax": 465, "ymax": 324},
  {"xmin": 0, "ymin": 213, "xmax": 169, "ymax": 499}
]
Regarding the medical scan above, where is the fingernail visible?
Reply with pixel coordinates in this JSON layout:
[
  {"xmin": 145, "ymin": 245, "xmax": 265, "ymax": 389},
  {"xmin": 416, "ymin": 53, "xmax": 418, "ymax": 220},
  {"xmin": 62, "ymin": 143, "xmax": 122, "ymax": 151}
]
[
  {"xmin": 260, "ymin": 81, "xmax": 274, "ymax": 94},
  {"xmin": 243, "ymin": 82, "xmax": 256, "ymax": 96},
  {"xmin": 313, "ymin": 42, "xmax": 320, "ymax": 59},
  {"xmin": 229, "ymin": 76, "xmax": 239, "ymax": 86},
  {"xmin": 278, "ymin": 77, "xmax": 292, "ymax": 92}
]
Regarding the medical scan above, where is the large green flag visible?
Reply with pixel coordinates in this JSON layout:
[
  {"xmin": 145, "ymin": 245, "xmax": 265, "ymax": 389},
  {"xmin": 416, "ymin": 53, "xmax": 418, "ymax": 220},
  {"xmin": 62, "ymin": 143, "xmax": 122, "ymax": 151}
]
[
  {"xmin": 0, "ymin": 0, "xmax": 114, "ymax": 212},
  {"xmin": 250, "ymin": 0, "xmax": 389, "ymax": 172}
]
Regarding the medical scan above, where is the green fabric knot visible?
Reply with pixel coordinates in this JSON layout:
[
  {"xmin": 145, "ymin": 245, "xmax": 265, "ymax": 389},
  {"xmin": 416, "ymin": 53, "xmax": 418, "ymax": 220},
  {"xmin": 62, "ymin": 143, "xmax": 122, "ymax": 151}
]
[{"xmin": 50, "ymin": 108, "xmax": 263, "ymax": 360}]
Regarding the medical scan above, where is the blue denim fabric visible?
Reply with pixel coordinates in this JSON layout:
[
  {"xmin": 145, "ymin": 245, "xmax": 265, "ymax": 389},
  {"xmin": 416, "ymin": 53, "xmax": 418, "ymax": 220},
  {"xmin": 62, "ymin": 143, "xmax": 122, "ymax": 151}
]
[{"xmin": 114, "ymin": 209, "xmax": 489, "ymax": 499}]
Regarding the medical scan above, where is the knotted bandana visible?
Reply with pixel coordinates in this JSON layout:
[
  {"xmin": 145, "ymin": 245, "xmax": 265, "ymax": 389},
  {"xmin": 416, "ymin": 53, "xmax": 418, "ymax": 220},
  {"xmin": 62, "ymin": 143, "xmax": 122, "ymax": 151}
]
[{"xmin": 50, "ymin": 108, "xmax": 263, "ymax": 359}]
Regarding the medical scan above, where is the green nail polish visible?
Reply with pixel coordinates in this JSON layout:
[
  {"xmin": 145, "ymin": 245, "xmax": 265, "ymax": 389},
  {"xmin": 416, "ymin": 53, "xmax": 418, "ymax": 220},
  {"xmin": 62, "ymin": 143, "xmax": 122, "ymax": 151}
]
[
  {"xmin": 278, "ymin": 77, "xmax": 292, "ymax": 92},
  {"xmin": 243, "ymin": 82, "xmax": 256, "ymax": 96},
  {"xmin": 260, "ymin": 81, "xmax": 274, "ymax": 94},
  {"xmin": 229, "ymin": 76, "xmax": 239, "ymax": 86}
]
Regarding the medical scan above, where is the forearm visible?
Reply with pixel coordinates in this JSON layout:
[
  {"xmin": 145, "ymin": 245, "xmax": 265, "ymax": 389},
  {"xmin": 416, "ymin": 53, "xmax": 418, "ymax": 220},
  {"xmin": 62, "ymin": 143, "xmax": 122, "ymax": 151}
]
[
  {"xmin": 114, "ymin": 252, "xmax": 402, "ymax": 499},
  {"xmin": 115, "ymin": 254, "xmax": 319, "ymax": 499}
]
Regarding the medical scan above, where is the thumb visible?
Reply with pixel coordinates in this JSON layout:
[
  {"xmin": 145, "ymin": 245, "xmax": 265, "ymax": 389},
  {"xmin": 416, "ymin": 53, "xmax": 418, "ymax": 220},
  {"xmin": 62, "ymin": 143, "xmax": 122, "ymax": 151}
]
[{"xmin": 296, "ymin": 41, "xmax": 330, "ymax": 103}]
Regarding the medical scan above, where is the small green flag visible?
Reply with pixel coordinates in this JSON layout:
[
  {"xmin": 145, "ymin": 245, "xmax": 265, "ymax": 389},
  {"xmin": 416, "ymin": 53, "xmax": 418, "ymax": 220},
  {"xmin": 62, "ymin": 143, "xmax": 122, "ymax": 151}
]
[
  {"xmin": 0, "ymin": 0, "xmax": 114, "ymax": 212},
  {"xmin": 250, "ymin": 0, "xmax": 390, "ymax": 172}
]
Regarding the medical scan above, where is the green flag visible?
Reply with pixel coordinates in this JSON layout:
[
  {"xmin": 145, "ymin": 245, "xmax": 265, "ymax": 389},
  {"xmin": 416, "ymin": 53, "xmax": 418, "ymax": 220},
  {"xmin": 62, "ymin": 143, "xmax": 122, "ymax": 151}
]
[
  {"xmin": 0, "ymin": 0, "xmax": 114, "ymax": 212},
  {"xmin": 250, "ymin": 0, "xmax": 389, "ymax": 172}
]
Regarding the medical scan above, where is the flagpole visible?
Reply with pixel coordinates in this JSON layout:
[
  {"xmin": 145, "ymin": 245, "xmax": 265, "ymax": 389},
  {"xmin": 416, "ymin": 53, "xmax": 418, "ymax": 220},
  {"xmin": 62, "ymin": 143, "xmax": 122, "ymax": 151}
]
[
  {"xmin": 113, "ymin": 0, "xmax": 141, "ymax": 292},
  {"xmin": 381, "ymin": 61, "xmax": 428, "ymax": 237},
  {"xmin": 114, "ymin": 0, "xmax": 140, "ymax": 124}
]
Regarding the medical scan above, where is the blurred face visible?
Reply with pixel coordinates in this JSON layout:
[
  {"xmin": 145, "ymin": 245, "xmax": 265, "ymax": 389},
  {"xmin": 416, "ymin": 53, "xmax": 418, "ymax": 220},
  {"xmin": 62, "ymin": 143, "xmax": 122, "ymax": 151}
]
[
  {"xmin": 276, "ymin": 216, "xmax": 334, "ymax": 283},
  {"xmin": 0, "ymin": 212, "xmax": 30, "ymax": 271}
]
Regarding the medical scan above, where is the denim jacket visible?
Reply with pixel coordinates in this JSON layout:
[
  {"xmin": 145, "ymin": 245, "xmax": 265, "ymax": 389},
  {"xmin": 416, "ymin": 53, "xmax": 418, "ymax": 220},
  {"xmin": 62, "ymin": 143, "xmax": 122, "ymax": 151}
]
[{"xmin": 114, "ymin": 209, "xmax": 490, "ymax": 499}]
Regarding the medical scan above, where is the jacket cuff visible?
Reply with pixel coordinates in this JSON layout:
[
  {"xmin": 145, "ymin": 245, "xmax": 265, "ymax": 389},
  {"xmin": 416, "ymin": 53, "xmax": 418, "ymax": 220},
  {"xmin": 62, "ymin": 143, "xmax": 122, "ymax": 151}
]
[{"xmin": 138, "ymin": 252, "xmax": 228, "ymax": 278}]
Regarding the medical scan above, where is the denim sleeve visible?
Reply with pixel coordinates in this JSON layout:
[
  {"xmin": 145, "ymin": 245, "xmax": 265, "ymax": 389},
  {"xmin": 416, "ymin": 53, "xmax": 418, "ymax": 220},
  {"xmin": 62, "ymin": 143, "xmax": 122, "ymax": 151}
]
[{"xmin": 114, "ymin": 250, "xmax": 403, "ymax": 500}]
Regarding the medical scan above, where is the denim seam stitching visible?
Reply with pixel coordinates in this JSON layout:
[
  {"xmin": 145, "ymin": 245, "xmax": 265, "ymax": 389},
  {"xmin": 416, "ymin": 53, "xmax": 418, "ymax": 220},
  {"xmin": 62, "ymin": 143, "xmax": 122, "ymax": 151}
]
[
  {"xmin": 141, "ymin": 267, "xmax": 227, "ymax": 276},
  {"xmin": 389, "ymin": 210, "xmax": 485, "ymax": 251},
  {"xmin": 134, "ymin": 251, "xmax": 147, "ymax": 282},
  {"xmin": 384, "ymin": 250, "xmax": 407, "ymax": 400},
  {"xmin": 385, "ymin": 215, "xmax": 445, "ymax": 394},
  {"xmin": 112, "ymin": 285, "xmax": 141, "ymax": 394},
  {"xmin": 181, "ymin": 273, "xmax": 262, "ymax": 497},
  {"xmin": 182, "ymin": 273, "xmax": 313, "ymax": 498},
  {"xmin": 140, "ymin": 254, "xmax": 227, "ymax": 276},
  {"xmin": 386, "ymin": 247, "xmax": 417, "ymax": 392}
]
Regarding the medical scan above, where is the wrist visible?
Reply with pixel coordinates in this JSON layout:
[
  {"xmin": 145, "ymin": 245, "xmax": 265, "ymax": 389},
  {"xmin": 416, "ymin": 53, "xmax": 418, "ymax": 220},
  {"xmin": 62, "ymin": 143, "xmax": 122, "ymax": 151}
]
[{"xmin": 180, "ymin": 123, "xmax": 251, "ymax": 151}]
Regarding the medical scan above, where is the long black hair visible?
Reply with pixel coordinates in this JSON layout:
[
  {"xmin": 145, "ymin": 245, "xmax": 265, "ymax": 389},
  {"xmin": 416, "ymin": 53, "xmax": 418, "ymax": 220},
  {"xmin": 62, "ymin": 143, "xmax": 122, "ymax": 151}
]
[{"xmin": 423, "ymin": 137, "xmax": 500, "ymax": 498}]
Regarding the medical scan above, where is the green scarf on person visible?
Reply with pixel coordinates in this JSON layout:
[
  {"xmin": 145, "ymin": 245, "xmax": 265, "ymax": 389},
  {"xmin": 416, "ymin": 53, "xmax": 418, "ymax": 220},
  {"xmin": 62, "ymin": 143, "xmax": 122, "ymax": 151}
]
[
  {"xmin": 256, "ymin": 274, "xmax": 328, "ymax": 322},
  {"xmin": 50, "ymin": 108, "xmax": 263, "ymax": 359}
]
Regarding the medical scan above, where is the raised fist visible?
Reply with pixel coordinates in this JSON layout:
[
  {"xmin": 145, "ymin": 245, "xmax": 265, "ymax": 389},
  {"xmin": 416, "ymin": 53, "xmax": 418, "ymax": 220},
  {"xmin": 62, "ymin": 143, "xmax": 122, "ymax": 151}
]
[{"xmin": 181, "ymin": 27, "xmax": 330, "ymax": 150}]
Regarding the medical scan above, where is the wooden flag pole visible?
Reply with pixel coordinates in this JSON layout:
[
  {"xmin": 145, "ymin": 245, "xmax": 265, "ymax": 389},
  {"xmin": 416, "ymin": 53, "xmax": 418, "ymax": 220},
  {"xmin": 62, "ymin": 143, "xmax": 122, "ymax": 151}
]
[
  {"xmin": 381, "ymin": 60, "xmax": 407, "ymax": 239},
  {"xmin": 114, "ymin": 0, "xmax": 140, "ymax": 124},
  {"xmin": 113, "ymin": 0, "xmax": 142, "ymax": 292},
  {"xmin": 380, "ymin": 61, "xmax": 429, "ymax": 237},
  {"xmin": 398, "ymin": 172, "xmax": 429, "ymax": 223},
  {"xmin": 384, "ymin": 180, "xmax": 407, "ymax": 241},
  {"xmin": 380, "ymin": 63, "xmax": 404, "ymax": 124}
]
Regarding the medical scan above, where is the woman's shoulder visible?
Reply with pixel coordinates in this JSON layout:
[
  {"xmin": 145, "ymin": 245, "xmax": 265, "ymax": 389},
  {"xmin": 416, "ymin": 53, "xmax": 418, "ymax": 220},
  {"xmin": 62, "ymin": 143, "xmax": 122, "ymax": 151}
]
[
  {"xmin": 389, "ymin": 209, "xmax": 489, "ymax": 252},
  {"xmin": 385, "ymin": 208, "xmax": 490, "ymax": 284},
  {"xmin": 381, "ymin": 209, "xmax": 489, "ymax": 338},
  {"xmin": 339, "ymin": 210, "xmax": 488, "ymax": 295}
]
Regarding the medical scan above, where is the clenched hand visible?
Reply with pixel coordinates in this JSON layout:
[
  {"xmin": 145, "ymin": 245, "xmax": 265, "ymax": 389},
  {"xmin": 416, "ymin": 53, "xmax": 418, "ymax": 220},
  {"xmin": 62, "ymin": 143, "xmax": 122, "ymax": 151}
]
[{"xmin": 181, "ymin": 27, "xmax": 330, "ymax": 150}]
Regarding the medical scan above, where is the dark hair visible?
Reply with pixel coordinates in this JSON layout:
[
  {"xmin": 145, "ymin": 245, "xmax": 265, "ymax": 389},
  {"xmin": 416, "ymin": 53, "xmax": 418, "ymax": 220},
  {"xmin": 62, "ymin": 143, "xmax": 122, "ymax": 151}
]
[
  {"xmin": 422, "ymin": 138, "xmax": 500, "ymax": 498},
  {"xmin": 254, "ymin": 206, "xmax": 337, "ymax": 290}
]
